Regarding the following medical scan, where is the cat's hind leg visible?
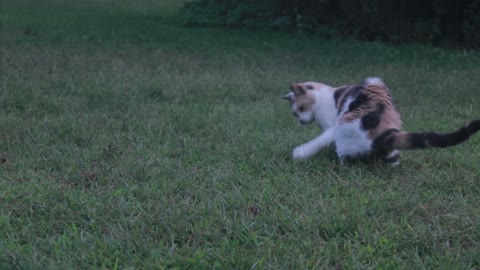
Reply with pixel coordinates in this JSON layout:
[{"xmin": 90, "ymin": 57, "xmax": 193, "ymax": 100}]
[{"xmin": 384, "ymin": 149, "xmax": 401, "ymax": 167}]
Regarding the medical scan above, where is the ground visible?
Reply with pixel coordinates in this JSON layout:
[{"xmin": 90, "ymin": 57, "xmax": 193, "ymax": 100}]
[{"xmin": 1, "ymin": 0, "xmax": 480, "ymax": 269}]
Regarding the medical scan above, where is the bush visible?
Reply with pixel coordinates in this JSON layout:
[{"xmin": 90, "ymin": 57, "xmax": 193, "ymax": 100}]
[
  {"xmin": 181, "ymin": 0, "xmax": 289, "ymax": 29},
  {"xmin": 180, "ymin": 0, "xmax": 480, "ymax": 48}
]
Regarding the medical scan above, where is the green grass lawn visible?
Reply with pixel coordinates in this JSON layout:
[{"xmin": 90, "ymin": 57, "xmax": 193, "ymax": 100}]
[{"xmin": 1, "ymin": 1, "xmax": 480, "ymax": 269}]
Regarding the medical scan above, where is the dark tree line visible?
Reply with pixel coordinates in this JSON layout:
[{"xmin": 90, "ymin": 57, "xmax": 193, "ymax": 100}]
[{"xmin": 181, "ymin": 0, "xmax": 480, "ymax": 48}]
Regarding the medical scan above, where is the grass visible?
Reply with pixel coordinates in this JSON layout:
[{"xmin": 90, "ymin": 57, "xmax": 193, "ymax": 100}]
[{"xmin": 1, "ymin": 0, "xmax": 480, "ymax": 269}]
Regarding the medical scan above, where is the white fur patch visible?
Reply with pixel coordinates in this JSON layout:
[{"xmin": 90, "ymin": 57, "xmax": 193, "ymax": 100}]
[
  {"xmin": 334, "ymin": 119, "xmax": 372, "ymax": 158},
  {"xmin": 311, "ymin": 88, "xmax": 337, "ymax": 129},
  {"xmin": 387, "ymin": 149, "xmax": 400, "ymax": 159},
  {"xmin": 387, "ymin": 150, "xmax": 400, "ymax": 166},
  {"xmin": 364, "ymin": 77, "xmax": 384, "ymax": 86}
]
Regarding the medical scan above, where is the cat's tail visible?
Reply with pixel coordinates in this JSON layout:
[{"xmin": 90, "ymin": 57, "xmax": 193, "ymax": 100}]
[{"xmin": 374, "ymin": 120, "xmax": 480, "ymax": 152}]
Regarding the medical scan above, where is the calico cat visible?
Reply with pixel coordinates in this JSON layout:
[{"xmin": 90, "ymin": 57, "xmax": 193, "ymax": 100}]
[{"xmin": 282, "ymin": 77, "xmax": 480, "ymax": 165}]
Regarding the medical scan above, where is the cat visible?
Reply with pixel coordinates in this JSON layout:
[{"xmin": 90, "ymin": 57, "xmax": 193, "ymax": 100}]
[{"xmin": 282, "ymin": 77, "xmax": 480, "ymax": 165}]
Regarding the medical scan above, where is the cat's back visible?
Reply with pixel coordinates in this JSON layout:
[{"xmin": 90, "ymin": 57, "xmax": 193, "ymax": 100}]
[
  {"xmin": 334, "ymin": 77, "xmax": 402, "ymax": 138},
  {"xmin": 332, "ymin": 77, "xmax": 402, "ymax": 158}
]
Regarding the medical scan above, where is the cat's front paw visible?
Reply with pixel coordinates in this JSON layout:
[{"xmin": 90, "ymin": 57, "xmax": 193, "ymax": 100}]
[{"xmin": 293, "ymin": 145, "xmax": 309, "ymax": 160}]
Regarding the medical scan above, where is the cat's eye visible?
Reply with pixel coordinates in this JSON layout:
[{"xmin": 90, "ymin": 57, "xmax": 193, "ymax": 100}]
[{"xmin": 299, "ymin": 106, "xmax": 305, "ymax": 112}]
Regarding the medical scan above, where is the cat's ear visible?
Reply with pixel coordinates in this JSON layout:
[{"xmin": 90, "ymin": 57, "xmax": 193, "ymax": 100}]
[
  {"xmin": 281, "ymin": 92, "xmax": 295, "ymax": 101},
  {"xmin": 290, "ymin": 83, "xmax": 306, "ymax": 96}
]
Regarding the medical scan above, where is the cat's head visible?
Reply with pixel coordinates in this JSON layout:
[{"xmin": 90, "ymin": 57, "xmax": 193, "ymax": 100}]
[{"xmin": 281, "ymin": 82, "xmax": 317, "ymax": 125}]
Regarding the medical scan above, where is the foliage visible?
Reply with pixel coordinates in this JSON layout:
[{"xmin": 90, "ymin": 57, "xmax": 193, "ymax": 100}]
[
  {"xmin": 181, "ymin": 0, "xmax": 293, "ymax": 29},
  {"xmin": 182, "ymin": 0, "xmax": 480, "ymax": 48}
]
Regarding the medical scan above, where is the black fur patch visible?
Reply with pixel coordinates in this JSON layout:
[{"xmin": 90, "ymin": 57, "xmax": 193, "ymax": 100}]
[
  {"xmin": 350, "ymin": 84, "xmax": 364, "ymax": 95},
  {"xmin": 408, "ymin": 123, "xmax": 474, "ymax": 149},
  {"xmin": 405, "ymin": 133, "xmax": 424, "ymax": 149},
  {"xmin": 345, "ymin": 84, "xmax": 368, "ymax": 112},
  {"xmin": 348, "ymin": 93, "xmax": 369, "ymax": 112},
  {"xmin": 334, "ymin": 87, "xmax": 349, "ymax": 106},
  {"xmin": 372, "ymin": 129, "xmax": 399, "ymax": 156},
  {"xmin": 361, "ymin": 103, "xmax": 385, "ymax": 130},
  {"xmin": 467, "ymin": 120, "xmax": 480, "ymax": 134},
  {"xmin": 425, "ymin": 128, "xmax": 470, "ymax": 148},
  {"xmin": 335, "ymin": 84, "xmax": 366, "ymax": 114}
]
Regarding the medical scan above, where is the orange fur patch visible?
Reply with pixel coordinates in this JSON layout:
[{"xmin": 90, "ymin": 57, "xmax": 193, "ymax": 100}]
[
  {"xmin": 335, "ymin": 84, "xmax": 402, "ymax": 139},
  {"xmin": 295, "ymin": 91, "xmax": 316, "ymax": 111}
]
